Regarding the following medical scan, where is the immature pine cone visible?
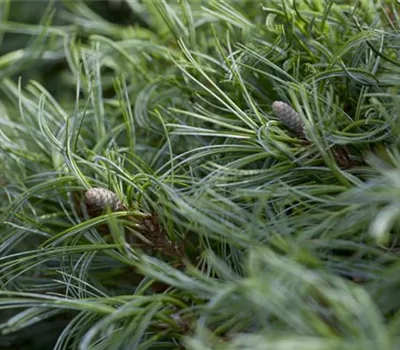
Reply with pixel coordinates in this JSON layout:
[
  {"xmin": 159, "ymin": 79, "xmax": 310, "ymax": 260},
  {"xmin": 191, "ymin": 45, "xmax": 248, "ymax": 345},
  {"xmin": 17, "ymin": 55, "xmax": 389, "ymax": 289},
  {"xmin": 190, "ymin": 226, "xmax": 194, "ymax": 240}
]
[
  {"xmin": 272, "ymin": 101, "xmax": 307, "ymax": 139},
  {"xmin": 84, "ymin": 188, "xmax": 123, "ymax": 213}
]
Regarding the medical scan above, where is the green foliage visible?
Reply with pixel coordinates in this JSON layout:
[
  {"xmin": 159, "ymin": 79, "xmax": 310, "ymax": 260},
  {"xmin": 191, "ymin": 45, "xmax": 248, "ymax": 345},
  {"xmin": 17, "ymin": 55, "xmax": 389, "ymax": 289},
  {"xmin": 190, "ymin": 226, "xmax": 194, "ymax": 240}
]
[{"xmin": 1, "ymin": 0, "xmax": 400, "ymax": 349}]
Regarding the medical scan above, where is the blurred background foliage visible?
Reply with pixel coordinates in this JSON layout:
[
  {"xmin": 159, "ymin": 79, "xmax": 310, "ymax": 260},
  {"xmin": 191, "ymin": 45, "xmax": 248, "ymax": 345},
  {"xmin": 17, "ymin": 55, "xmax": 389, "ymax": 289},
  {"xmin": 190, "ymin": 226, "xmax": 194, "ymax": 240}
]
[{"xmin": 0, "ymin": 0, "xmax": 143, "ymax": 101}]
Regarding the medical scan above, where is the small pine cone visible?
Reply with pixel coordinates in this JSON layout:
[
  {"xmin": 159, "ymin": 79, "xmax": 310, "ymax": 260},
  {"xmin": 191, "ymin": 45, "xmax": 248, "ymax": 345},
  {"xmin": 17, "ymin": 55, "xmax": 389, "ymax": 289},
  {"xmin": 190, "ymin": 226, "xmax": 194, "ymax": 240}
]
[
  {"xmin": 84, "ymin": 188, "xmax": 123, "ymax": 214},
  {"xmin": 272, "ymin": 101, "xmax": 307, "ymax": 139}
]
